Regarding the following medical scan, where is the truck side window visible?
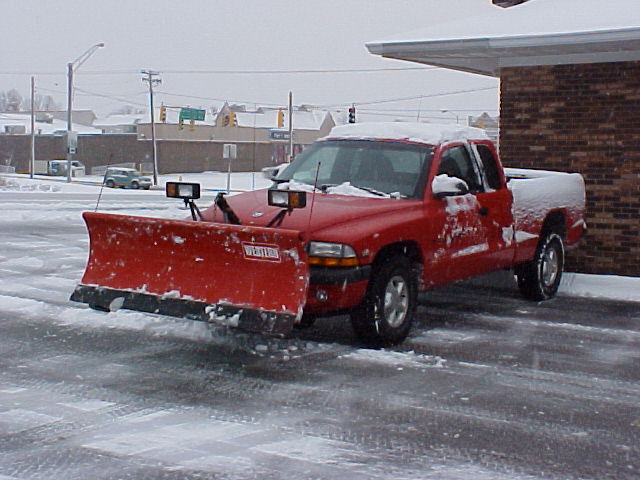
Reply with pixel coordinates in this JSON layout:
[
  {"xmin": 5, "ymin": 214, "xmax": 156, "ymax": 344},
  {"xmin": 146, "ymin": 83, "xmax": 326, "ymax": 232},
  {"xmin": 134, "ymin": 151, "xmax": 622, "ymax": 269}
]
[
  {"xmin": 438, "ymin": 146, "xmax": 483, "ymax": 192},
  {"xmin": 475, "ymin": 144, "xmax": 502, "ymax": 190}
]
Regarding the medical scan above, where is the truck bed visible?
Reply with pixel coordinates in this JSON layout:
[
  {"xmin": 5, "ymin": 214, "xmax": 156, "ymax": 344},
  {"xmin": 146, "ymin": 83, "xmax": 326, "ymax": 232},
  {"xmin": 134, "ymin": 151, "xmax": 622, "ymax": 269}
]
[{"xmin": 506, "ymin": 168, "xmax": 586, "ymax": 263}]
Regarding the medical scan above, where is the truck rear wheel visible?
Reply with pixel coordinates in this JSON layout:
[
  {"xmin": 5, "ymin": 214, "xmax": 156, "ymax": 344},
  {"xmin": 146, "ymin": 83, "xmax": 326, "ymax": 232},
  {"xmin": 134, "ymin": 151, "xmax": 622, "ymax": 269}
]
[
  {"xmin": 105, "ymin": 179, "xmax": 115, "ymax": 188},
  {"xmin": 350, "ymin": 255, "xmax": 417, "ymax": 346},
  {"xmin": 516, "ymin": 232, "xmax": 564, "ymax": 301}
]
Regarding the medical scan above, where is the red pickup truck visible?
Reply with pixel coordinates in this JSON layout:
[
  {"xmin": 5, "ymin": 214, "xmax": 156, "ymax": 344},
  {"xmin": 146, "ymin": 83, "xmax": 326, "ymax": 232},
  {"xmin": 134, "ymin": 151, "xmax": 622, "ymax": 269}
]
[{"xmin": 72, "ymin": 122, "xmax": 585, "ymax": 346}]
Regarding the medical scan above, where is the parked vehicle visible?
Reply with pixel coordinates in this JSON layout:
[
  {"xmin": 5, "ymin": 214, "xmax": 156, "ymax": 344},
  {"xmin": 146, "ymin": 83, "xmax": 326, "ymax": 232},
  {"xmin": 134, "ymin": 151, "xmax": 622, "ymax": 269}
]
[
  {"xmin": 72, "ymin": 123, "xmax": 585, "ymax": 345},
  {"xmin": 34, "ymin": 160, "xmax": 85, "ymax": 177},
  {"xmin": 103, "ymin": 167, "xmax": 151, "ymax": 189}
]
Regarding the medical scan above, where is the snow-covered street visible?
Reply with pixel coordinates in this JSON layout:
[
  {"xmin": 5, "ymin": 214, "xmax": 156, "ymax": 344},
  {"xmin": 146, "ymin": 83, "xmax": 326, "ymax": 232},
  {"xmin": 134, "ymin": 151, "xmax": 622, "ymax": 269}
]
[{"xmin": 0, "ymin": 173, "xmax": 639, "ymax": 479}]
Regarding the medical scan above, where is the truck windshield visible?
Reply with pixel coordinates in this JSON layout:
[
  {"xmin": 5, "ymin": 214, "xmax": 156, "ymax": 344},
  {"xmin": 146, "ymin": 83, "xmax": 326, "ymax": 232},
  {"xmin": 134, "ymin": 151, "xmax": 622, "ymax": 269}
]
[{"xmin": 275, "ymin": 140, "xmax": 434, "ymax": 198}]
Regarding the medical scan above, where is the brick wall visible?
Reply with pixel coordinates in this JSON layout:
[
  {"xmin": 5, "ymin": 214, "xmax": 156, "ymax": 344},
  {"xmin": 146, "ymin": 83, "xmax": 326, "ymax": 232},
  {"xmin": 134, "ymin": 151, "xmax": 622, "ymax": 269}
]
[{"xmin": 500, "ymin": 61, "xmax": 640, "ymax": 276}]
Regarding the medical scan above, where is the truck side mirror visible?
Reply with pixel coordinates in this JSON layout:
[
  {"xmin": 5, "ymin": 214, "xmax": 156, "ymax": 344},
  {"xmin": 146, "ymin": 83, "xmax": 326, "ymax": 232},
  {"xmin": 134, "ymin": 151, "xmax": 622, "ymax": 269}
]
[{"xmin": 431, "ymin": 175, "xmax": 470, "ymax": 199}]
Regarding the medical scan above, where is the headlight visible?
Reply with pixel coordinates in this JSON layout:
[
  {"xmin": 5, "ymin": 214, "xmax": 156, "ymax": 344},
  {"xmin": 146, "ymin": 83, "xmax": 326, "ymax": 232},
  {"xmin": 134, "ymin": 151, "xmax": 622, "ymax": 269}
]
[
  {"xmin": 308, "ymin": 241, "xmax": 358, "ymax": 267},
  {"xmin": 268, "ymin": 189, "xmax": 307, "ymax": 209}
]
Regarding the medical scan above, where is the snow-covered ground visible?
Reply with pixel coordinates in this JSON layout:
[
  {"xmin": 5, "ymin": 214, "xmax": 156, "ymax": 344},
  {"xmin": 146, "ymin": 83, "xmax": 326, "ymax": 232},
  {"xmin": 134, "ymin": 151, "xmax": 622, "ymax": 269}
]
[
  {"xmin": 1, "ymin": 171, "xmax": 271, "ymax": 194},
  {"xmin": 1, "ymin": 172, "xmax": 638, "ymax": 480}
]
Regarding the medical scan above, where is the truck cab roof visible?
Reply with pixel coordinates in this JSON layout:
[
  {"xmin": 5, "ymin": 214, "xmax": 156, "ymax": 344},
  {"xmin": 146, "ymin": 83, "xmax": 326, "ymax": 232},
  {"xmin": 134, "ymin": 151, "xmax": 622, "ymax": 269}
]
[{"xmin": 325, "ymin": 122, "xmax": 489, "ymax": 146}]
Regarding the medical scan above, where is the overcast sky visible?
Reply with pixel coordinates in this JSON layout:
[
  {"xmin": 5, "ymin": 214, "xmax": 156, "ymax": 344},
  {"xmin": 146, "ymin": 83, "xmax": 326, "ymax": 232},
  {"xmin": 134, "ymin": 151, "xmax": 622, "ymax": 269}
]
[{"xmin": 2, "ymin": 1, "xmax": 502, "ymax": 121}]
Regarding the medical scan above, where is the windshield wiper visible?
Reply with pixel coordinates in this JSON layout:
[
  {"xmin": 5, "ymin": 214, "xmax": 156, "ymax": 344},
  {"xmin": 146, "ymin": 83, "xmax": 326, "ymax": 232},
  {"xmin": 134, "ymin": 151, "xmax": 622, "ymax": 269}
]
[{"xmin": 352, "ymin": 185, "xmax": 387, "ymax": 197}]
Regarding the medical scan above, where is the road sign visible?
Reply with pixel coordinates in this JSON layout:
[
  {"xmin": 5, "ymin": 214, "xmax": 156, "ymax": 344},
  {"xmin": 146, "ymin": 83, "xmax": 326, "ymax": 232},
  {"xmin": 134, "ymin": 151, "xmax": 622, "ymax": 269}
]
[
  {"xmin": 179, "ymin": 108, "xmax": 206, "ymax": 122},
  {"xmin": 67, "ymin": 131, "xmax": 78, "ymax": 154},
  {"xmin": 270, "ymin": 129, "xmax": 291, "ymax": 141},
  {"xmin": 223, "ymin": 144, "xmax": 237, "ymax": 159}
]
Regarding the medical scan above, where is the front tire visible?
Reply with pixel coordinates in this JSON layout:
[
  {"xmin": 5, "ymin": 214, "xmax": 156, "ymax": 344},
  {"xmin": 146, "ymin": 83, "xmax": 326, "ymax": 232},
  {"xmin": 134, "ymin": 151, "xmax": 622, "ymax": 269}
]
[
  {"xmin": 516, "ymin": 232, "xmax": 564, "ymax": 301},
  {"xmin": 293, "ymin": 314, "xmax": 316, "ymax": 329},
  {"xmin": 131, "ymin": 181, "xmax": 140, "ymax": 189},
  {"xmin": 350, "ymin": 255, "xmax": 417, "ymax": 346}
]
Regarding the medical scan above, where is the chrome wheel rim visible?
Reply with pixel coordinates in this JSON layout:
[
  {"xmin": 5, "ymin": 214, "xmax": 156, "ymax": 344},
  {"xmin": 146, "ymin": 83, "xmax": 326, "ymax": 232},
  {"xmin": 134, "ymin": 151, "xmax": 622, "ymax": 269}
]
[
  {"xmin": 383, "ymin": 275, "xmax": 409, "ymax": 328},
  {"xmin": 541, "ymin": 244, "xmax": 559, "ymax": 287}
]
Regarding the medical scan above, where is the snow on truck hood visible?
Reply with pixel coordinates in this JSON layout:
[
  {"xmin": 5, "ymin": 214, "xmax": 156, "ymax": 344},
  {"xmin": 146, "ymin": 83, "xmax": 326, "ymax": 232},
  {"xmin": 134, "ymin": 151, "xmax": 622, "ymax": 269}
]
[{"xmin": 325, "ymin": 122, "xmax": 489, "ymax": 145}]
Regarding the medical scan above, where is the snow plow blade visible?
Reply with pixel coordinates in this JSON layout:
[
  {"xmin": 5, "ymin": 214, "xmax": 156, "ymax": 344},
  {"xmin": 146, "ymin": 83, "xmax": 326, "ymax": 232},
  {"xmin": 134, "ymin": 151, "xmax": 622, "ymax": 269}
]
[{"xmin": 71, "ymin": 212, "xmax": 309, "ymax": 336}]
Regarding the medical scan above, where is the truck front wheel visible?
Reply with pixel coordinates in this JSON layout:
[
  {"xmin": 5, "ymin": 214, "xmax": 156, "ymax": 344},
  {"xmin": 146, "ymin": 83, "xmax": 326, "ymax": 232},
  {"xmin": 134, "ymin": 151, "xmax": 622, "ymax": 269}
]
[
  {"xmin": 516, "ymin": 232, "xmax": 564, "ymax": 301},
  {"xmin": 350, "ymin": 255, "xmax": 417, "ymax": 346}
]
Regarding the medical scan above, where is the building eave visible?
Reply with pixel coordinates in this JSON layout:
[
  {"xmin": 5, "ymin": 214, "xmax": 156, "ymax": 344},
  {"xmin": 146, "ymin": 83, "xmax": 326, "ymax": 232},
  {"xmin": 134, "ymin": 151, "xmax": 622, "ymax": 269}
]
[{"xmin": 367, "ymin": 27, "xmax": 640, "ymax": 77}]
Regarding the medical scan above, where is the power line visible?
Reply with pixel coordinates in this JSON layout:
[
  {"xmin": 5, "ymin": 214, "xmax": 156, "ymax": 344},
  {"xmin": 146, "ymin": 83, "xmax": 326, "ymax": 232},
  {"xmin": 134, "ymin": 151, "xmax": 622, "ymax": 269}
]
[
  {"xmin": 358, "ymin": 107, "xmax": 499, "ymax": 113},
  {"xmin": 18, "ymin": 84, "xmax": 499, "ymax": 116},
  {"xmin": 0, "ymin": 66, "xmax": 440, "ymax": 76},
  {"xmin": 156, "ymin": 90, "xmax": 281, "ymax": 108},
  {"xmin": 320, "ymin": 86, "xmax": 499, "ymax": 109},
  {"xmin": 36, "ymin": 86, "xmax": 148, "ymax": 108}
]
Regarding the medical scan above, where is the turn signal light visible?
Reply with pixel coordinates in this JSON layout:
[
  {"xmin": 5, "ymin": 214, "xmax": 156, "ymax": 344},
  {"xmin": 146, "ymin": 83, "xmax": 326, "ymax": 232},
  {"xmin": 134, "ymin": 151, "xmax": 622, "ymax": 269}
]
[{"xmin": 308, "ymin": 257, "xmax": 359, "ymax": 267}]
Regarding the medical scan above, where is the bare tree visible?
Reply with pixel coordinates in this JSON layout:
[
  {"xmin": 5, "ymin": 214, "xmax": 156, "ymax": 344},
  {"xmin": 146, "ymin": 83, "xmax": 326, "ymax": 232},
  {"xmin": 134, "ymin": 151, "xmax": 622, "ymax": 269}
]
[
  {"xmin": 2, "ymin": 89, "xmax": 23, "ymax": 112},
  {"xmin": 110, "ymin": 105, "xmax": 145, "ymax": 115}
]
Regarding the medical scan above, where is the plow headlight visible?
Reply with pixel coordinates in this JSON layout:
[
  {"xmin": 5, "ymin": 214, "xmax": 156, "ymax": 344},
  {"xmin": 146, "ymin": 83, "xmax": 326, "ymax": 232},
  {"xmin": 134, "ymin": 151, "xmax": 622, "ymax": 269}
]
[
  {"xmin": 166, "ymin": 182, "xmax": 201, "ymax": 200},
  {"xmin": 268, "ymin": 189, "xmax": 307, "ymax": 209},
  {"xmin": 308, "ymin": 241, "xmax": 359, "ymax": 267}
]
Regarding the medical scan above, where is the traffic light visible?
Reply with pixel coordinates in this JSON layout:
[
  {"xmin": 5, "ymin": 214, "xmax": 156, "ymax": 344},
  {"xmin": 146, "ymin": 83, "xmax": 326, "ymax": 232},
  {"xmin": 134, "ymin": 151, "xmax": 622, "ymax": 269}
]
[
  {"xmin": 229, "ymin": 111, "xmax": 237, "ymax": 127},
  {"xmin": 159, "ymin": 106, "xmax": 167, "ymax": 122},
  {"xmin": 189, "ymin": 119, "xmax": 195, "ymax": 131},
  {"xmin": 178, "ymin": 118, "xmax": 184, "ymax": 130},
  {"xmin": 348, "ymin": 105, "xmax": 356, "ymax": 124},
  {"xmin": 223, "ymin": 114, "xmax": 229, "ymax": 127},
  {"xmin": 277, "ymin": 110, "xmax": 284, "ymax": 128}
]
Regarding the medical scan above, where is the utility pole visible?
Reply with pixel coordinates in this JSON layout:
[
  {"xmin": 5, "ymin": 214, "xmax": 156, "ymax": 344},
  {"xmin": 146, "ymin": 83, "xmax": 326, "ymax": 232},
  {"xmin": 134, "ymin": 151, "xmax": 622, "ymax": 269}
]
[
  {"xmin": 142, "ymin": 70, "xmax": 161, "ymax": 185},
  {"xmin": 66, "ymin": 61, "xmax": 74, "ymax": 182},
  {"xmin": 288, "ymin": 91, "xmax": 293, "ymax": 161},
  {"xmin": 30, "ymin": 76, "xmax": 35, "ymax": 179}
]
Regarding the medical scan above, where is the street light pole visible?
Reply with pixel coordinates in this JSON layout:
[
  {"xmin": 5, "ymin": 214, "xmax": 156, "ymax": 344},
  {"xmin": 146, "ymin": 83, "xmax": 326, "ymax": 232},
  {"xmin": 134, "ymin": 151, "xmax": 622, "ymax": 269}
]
[
  {"xmin": 66, "ymin": 43, "xmax": 104, "ymax": 183},
  {"xmin": 30, "ymin": 76, "xmax": 35, "ymax": 179},
  {"xmin": 66, "ymin": 62, "xmax": 74, "ymax": 182}
]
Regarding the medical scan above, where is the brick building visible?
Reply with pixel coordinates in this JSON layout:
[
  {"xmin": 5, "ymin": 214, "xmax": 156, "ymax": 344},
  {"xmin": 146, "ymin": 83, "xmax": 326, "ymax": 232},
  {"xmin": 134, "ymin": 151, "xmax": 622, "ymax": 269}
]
[{"xmin": 367, "ymin": 0, "xmax": 640, "ymax": 276}]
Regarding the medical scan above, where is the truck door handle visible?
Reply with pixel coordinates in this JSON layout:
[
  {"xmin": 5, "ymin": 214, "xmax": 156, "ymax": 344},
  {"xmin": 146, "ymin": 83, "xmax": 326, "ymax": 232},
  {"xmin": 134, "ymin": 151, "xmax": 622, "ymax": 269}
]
[{"xmin": 478, "ymin": 206, "xmax": 489, "ymax": 217}]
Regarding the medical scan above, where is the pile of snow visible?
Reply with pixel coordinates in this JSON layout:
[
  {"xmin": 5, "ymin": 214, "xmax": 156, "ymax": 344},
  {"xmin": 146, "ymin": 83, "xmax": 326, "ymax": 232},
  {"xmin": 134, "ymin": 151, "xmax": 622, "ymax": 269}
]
[
  {"xmin": 560, "ymin": 273, "xmax": 640, "ymax": 303},
  {"xmin": 0, "ymin": 176, "xmax": 62, "ymax": 192},
  {"xmin": 340, "ymin": 349, "xmax": 446, "ymax": 369}
]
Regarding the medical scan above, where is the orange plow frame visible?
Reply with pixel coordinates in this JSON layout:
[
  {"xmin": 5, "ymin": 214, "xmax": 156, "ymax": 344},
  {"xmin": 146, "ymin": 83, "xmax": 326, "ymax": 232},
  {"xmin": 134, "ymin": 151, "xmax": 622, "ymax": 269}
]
[{"xmin": 71, "ymin": 212, "xmax": 309, "ymax": 335}]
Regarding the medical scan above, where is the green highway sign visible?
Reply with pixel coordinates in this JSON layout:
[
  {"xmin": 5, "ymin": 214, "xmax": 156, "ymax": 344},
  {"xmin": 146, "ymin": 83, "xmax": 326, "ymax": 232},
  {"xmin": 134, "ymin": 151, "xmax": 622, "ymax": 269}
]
[{"xmin": 179, "ymin": 108, "xmax": 206, "ymax": 121}]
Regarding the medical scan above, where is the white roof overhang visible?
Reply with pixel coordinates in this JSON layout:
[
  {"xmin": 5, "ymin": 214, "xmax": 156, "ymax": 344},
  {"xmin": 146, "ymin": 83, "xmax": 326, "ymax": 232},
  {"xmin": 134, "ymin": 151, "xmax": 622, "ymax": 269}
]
[{"xmin": 367, "ymin": 27, "xmax": 640, "ymax": 77}]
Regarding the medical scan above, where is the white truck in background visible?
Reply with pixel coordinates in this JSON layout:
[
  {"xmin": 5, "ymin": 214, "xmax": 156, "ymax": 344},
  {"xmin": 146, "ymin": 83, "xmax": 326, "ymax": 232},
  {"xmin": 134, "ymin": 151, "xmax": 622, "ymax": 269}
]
[{"xmin": 34, "ymin": 160, "xmax": 85, "ymax": 177}]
